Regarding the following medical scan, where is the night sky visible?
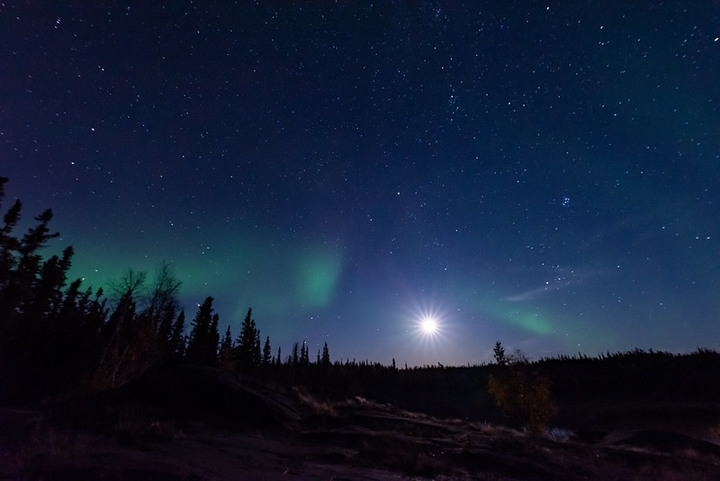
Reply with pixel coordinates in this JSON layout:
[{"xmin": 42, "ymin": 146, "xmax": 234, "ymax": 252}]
[{"xmin": 2, "ymin": 2, "xmax": 719, "ymax": 366}]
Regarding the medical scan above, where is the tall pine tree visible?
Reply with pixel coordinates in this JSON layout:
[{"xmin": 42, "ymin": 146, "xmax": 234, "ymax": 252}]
[
  {"xmin": 219, "ymin": 325, "xmax": 234, "ymax": 370},
  {"xmin": 236, "ymin": 308, "xmax": 260, "ymax": 371},
  {"xmin": 185, "ymin": 297, "xmax": 219, "ymax": 366},
  {"xmin": 262, "ymin": 336, "xmax": 272, "ymax": 366},
  {"xmin": 169, "ymin": 310, "xmax": 186, "ymax": 361},
  {"xmin": 321, "ymin": 342, "xmax": 331, "ymax": 368}
]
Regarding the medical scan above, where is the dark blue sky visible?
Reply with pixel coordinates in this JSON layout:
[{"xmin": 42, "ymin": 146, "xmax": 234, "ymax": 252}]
[{"xmin": 2, "ymin": 2, "xmax": 719, "ymax": 365}]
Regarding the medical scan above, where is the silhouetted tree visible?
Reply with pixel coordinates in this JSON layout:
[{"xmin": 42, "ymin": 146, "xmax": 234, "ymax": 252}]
[
  {"xmin": 0, "ymin": 179, "xmax": 123, "ymax": 400},
  {"xmin": 39, "ymin": 275, "xmax": 103, "ymax": 395},
  {"xmin": 94, "ymin": 269, "xmax": 161, "ymax": 390},
  {"xmin": 142, "ymin": 262, "xmax": 181, "ymax": 359},
  {"xmin": 102, "ymin": 269, "xmax": 145, "ymax": 341},
  {"xmin": 210, "ymin": 313, "xmax": 220, "ymax": 358},
  {"xmin": 493, "ymin": 341, "xmax": 507, "ymax": 366},
  {"xmin": 321, "ymin": 342, "xmax": 331, "ymax": 369},
  {"xmin": 219, "ymin": 325, "xmax": 235, "ymax": 370},
  {"xmin": 236, "ymin": 308, "xmax": 260, "ymax": 371},
  {"xmin": 292, "ymin": 342, "xmax": 299, "ymax": 367},
  {"xmin": 145, "ymin": 262, "xmax": 180, "ymax": 318},
  {"xmin": 185, "ymin": 297, "xmax": 219, "ymax": 366},
  {"xmin": 76, "ymin": 286, "xmax": 108, "ymax": 335},
  {"xmin": 0, "ymin": 177, "xmax": 21, "ymax": 290},
  {"xmin": 169, "ymin": 310, "xmax": 186, "ymax": 360},
  {"xmin": 300, "ymin": 341, "xmax": 309, "ymax": 366},
  {"xmin": 253, "ymin": 331, "xmax": 261, "ymax": 367},
  {"xmin": 0, "ymin": 195, "xmax": 61, "ymax": 325},
  {"xmin": 22, "ymin": 246, "xmax": 74, "ymax": 323},
  {"xmin": 262, "ymin": 336, "xmax": 272, "ymax": 366}
]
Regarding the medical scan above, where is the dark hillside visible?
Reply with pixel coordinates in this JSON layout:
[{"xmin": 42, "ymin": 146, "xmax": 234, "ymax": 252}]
[
  {"xmin": 47, "ymin": 363, "xmax": 301, "ymax": 434},
  {"xmin": 4, "ymin": 361, "xmax": 720, "ymax": 481}
]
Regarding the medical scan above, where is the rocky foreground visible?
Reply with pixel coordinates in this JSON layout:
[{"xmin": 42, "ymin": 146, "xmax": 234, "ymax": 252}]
[{"xmin": 2, "ymin": 365, "xmax": 720, "ymax": 480}]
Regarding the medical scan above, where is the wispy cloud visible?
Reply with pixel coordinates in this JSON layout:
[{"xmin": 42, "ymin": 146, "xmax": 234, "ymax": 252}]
[
  {"xmin": 504, "ymin": 266, "xmax": 605, "ymax": 302},
  {"xmin": 505, "ymin": 279, "xmax": 577, "ymax": 302}
]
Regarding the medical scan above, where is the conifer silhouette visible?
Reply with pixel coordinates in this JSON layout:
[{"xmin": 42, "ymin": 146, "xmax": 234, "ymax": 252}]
[
  {"xmin": 185, "ymin": 297, "xmax": 219, "ymax": 366},
  {"xmin": 237, "ymin": 308, "xmax": 261, "ymax": 371}
]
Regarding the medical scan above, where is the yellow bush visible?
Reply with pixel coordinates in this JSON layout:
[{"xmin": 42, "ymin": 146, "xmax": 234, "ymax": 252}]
[{"xmin": 488, "ymin": 365, "xmax": 558, "ymax": 435}]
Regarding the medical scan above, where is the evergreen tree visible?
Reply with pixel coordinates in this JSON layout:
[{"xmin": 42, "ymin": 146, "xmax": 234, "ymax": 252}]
[
  {"xmin": 51, "ymin": 279, "xmax": 105, "ymax": 392},
  {"xmin": 219, "ymin": 325, "xmax": 234, "ymax": 369},
  {"xmin": 0, "ymin": 199, "xmax": 82, "ymax": 400},
  {"xmin": 321, "ymin": 342, "xmax": 331, "ymax": 368},
  {"xmin": 292, "ymin": 342, "xmax": 299, "ymax": 367},
  {"xmin": 0, "ymin": 177, "xmax": 21, "ymax": 289},
  {"xmin": 494, "ymin": 341, "xmax": 507, "ymax": 366},
  {"xmin": 300, "ymin": 341, "xmax": 309, "ymax": 366},
  {"xmin": 75, "ymin": 286, "xmax": 108, "ymax": 334},
  {"xmin": 157, "ymin": 307, "xmax": 176, "ymax": 360},
  {"xmin": 185, "ymin": 297, "xmax": 219, "ymax": 366},
  {"xmin": 253, "ymin": 330, "xmax": 262, "ymax": 367},
  {"xmin": 0, "ymin": 198, "xmax": 61, "ymax": 324},
  {"xmin": 209, "ymin": 312, "xmax": 220, "ymax": 363},
  {"xmin": 23, "ymin": 246, "xmax": 74, "ymax": 322},
  {"xmin": 170, "ymin": 310, "xmax": 186, "ymax": 360},
  {"xmin": 262, "ymin": 336, "xmax": 272, "ymax": 366},
  {"xmin": 236, "ymin": 308, "xmax": 262, "ymax": 371}
]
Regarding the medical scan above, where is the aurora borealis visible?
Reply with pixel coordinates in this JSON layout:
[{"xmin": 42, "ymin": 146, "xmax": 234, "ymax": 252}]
[{"xmin": 2, "ymin": 2, "xmax": 719, "ymax": 366}]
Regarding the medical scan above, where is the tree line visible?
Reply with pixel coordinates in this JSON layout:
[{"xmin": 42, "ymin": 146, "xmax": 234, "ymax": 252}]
[{"xmin": 0, "ymin": 177, "xmax": 331, "ymax": 403}]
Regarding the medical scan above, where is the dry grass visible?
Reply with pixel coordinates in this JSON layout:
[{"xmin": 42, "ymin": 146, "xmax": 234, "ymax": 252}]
[{"xmin": 293, "ymin": 386, "xmax": 337, "ymax": 417}]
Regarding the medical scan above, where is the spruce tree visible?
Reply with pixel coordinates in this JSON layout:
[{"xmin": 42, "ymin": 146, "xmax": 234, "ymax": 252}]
[
  {"xmin": 219, "ymin": 325, "xmax": 234, "ymax": 369},
  {"xmin": 262, "ymin": 336, "xmax": 272, "ymax": 366},
  {"xmin": 321, "ymin": 342, "xmax": 330, "ymax": 368},
  {"xmin": 0, "ymin": 177, "xmax": 21, "ymax": 289},
  {"xmin": 253, "ymin": 331, "xmax": 261, "ymax": 367},
  {"xmin": 300, "ymin": 341, "xmax": 309, "ymax": 366},
  {"xmin": 493, "ymin": 341, "xmax": 507, "ymax": 366},
  {"xmin": 170, "ymin": 310, "xmax": 186, "ymax": 360},
  {"xmin": 209, "ymin": 312, "xmax": 220, "ymax": 364},
  {"xmin": 236, "ymin": 308, "xmax": 259, "ymax": 371},
  {"xmin": 185, "ymin": 297, "xmax": 219, "ymax": 366},
  {"xmin": 292, "ymin": 342, "xmax": 299, "ymax": 367}
]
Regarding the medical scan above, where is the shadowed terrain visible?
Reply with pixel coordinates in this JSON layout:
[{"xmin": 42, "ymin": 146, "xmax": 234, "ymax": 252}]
[{"xmin": 3, "ymin": 363, "xmax": 720, "ymax": 480}]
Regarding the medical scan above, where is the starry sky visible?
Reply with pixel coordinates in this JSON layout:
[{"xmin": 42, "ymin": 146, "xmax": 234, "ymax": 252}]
[{"xmin": 2, "ymin": 2, "xmax": 719, "ymax": 366}]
